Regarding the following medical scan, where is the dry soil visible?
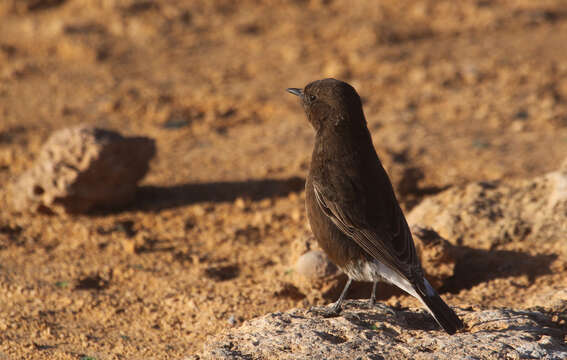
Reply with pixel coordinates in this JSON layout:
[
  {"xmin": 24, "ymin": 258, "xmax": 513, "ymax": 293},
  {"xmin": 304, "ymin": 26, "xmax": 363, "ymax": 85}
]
[{"xmin": 1, "ymin": 0, "xmax": 567, "ymax": 359}]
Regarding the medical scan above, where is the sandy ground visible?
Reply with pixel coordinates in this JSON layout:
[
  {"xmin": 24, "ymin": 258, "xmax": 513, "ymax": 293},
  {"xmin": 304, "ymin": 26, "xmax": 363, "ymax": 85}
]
[{"xmin": 0, "ymin": 0, "xmax": 566, "ymax": 358}]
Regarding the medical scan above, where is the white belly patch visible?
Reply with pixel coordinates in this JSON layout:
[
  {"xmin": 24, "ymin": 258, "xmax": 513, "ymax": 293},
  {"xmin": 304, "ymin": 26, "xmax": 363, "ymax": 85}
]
[{"xmin": 342, "ymin": 259, "xmax": 420, "ymax": 299}]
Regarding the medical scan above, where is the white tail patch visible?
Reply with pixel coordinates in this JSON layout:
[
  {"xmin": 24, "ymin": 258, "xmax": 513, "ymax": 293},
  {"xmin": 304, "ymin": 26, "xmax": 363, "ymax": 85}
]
[
  {"xmin": 342, "ymin": 260, "xmax": 444, "ymax": 320},
  {"xmin": 342, "ymin": 259, "xmax": 419, "ymax": 299}
]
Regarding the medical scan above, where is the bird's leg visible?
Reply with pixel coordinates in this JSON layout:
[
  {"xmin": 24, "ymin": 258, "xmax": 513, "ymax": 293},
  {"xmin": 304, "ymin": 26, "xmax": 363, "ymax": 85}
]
[
  {"xmin": 308, "ymin": 278, "xmax": 352, "ymax": 318},
  {"xmin": 366, "ymin": 281, "xmax": 394, "ymax": 314},
  {"xmin": 368, "ymin": 281, "xmax": 377, "ymax": 307},
  {"xmin": 329, "ymin": 278, "xmax": 352, "ymax": 314}
]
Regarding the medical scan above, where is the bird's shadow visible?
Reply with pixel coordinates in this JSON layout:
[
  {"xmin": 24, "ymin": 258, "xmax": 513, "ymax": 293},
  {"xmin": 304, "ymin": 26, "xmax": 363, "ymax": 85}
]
[
  {"xmin": 439, "ymin": 246, "xmax": 558, "ymax": 294},
  {"xmin": 127, "ymin": 176, "xmax": 305, "ymax": 212}
]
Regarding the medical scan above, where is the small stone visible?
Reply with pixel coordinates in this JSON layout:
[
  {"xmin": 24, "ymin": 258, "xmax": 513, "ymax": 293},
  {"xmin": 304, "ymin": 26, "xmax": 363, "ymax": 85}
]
[
  {"xmin": 234, "ymin": 197, "xmax": 247, "ymax": 210},
  {"xmin": 295, "ymin": 250, "xmax": 337, "ymax": 279},
  {"xmin": 192, "ymin": 205, "xmax": 206, "ymax": 217},
  {"xmin": 121, "ymin": 239, "xmax": 136, "ymax": 254},
  {"xmin": 510, "ymin": 120, "xmax": 525, "ymax": 132},
  {"xmin": 290, "ymin": 209, "xmax": 301, "ymax": 222}
]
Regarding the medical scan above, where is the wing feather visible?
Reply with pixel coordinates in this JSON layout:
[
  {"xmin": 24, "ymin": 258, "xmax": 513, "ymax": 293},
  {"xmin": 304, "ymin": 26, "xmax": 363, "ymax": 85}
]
[{"xmin": 313, "ymin": 181, "xmax": 420, "ymax": 281}]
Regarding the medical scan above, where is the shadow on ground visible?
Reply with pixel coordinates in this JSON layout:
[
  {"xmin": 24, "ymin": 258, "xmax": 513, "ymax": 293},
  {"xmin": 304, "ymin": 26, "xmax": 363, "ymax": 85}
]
[
  {"xmin": 440, "ymin": 247, "xmax": 558, "ymax": 293},
  {"xmin": 130, "ymin": 176, "xmax": 305, "ymax": 212}
]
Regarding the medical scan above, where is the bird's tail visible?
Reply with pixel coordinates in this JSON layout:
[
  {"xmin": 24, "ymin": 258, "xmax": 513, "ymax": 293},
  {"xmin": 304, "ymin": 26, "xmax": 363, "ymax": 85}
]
[{"xmin": 416, "ymin": 279, "xmax": 464, "ymax": 335}]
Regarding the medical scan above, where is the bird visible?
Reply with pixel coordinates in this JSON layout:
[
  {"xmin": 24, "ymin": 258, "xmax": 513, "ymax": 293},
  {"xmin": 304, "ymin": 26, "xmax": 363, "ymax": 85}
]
[{"xmin": 287, "ymin": 78, "xmax": 464, "ymax": 334}]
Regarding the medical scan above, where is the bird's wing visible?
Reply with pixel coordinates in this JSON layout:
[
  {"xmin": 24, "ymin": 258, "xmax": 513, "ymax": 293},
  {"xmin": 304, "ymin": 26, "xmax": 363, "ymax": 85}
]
[{"xmin": 312, "ymin": 180, "xmax": 421, "ymax": 281}]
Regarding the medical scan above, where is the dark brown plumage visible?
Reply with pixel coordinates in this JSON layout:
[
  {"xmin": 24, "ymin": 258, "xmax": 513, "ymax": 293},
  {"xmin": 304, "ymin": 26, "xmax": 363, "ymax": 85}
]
[{"xmin": 287, "ymin": 79, "xmax": 464, "ymax": 334}]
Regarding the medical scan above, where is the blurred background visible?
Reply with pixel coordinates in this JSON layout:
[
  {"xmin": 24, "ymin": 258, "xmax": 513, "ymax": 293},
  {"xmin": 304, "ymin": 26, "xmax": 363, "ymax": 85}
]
[{"xmin": 0, "ymin": 0, "xmax": 566, "ymax": 358}]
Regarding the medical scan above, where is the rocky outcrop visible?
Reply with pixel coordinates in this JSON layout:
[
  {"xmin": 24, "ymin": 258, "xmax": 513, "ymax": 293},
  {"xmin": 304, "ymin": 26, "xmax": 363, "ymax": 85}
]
[
  {"xmin": 408, "ymin": 159, "xmax": 567, "ymax": 252},
  {"xmin": 198, "ymin": 301, "xmax": 567, "ymax": 360},
  {"xmin": 10, "ymin": 125, "xmax": 155, "ymax": 214}
]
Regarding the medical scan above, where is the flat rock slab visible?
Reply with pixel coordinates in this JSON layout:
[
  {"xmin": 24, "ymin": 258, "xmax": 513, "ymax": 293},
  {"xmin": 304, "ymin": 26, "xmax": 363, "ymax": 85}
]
[{"xmin": 198, "ymin": 300, "xmax": 567, "ymax": 360}]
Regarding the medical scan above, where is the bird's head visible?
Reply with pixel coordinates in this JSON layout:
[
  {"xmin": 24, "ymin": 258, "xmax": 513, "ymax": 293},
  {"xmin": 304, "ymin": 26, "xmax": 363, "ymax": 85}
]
[{"xmin": 287, "ymin": 78, "xmax": 365, "ymax": 132}]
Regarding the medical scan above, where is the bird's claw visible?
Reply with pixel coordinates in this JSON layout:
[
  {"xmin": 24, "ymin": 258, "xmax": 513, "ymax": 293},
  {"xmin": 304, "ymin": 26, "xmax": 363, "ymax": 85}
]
[
  {"xmin": 308, "ymin": 304, "xmax": 342, "ymax": 318},
  {"xmin": 368, "ymin": 297, "xmax": 376, "ymax": 308}
]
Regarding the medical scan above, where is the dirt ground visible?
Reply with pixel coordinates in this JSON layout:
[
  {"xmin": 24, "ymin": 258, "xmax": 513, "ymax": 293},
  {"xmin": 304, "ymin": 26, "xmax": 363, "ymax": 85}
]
[{"xmin": 1, "ymin": 0, "xmax": 567, "ymax": 359}]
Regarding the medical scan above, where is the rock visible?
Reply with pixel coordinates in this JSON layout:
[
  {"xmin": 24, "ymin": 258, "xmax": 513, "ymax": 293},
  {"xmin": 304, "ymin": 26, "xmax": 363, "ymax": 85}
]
[
  {"xmin": 289, "ymin": 234, "xmax": 319, "ymax": 262},
  {"xmin": 295, "ymin": 250, "xmax": 337, "ymax": 279},
  {"xmin": 288, "ymin": 235, "xmax": 344, "ymax": 303},
  {"xmin": 198, "ymin": 302, "xmax": 567, "ymax": 359},
  {"xmin": 408, "ymin": 159, "xmax": 567, "ymax": 252},
  {"xmin": 524, "ymin": 288, "xmax": 567, "ymax": 313},
  {"xmin": 548, "ymin": 157, "xmax": 567, "ymax": 209},
  {"xmin": 411, "ymin": 225, "xmax": 457, "ymax": 289},
  {"xmin": 10, "ymin": 125, "xmax": 155, "ymax": 214}
]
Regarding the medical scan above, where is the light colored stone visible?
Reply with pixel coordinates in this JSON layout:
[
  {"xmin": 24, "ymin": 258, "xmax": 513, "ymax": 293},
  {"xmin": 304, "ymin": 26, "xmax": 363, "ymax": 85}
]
[
  {"xmin": 288, "ymin": 235, "xmax": 344, "ymax": 304},
  {"xmin": 198, "ymin": 302, "xmax": 567, "ymax": 359},
  {"xmin": 295, "ymin": 250, "xmax": 337, "ymax": 279},
  {"xmin": 10, "ymin": 125, "xmax": 155, "ymax": 214}
]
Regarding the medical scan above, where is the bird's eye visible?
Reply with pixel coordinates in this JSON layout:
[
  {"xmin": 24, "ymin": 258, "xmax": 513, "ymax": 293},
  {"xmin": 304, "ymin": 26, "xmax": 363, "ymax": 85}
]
[{"xmin": 309, "ymin": 94, "xmax": 317, "ymax": 102}]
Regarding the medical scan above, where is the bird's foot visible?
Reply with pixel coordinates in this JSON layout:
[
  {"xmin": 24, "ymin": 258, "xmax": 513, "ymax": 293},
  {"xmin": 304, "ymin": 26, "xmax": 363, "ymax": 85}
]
[
  {"xmin": 308, "ymin": 303, "xmax": 343, "ymax": 318},
  {"xmin": 365, "ymin": 298, "xmax": 396, "ymax": 315},
  {"xmin": 367, "ymin": 296, "xmax": 376, "ymax": 308}
]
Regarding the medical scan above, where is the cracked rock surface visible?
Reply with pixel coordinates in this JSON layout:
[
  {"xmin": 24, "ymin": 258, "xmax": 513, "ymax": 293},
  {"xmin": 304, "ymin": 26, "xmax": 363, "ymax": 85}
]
[{"xmin": 198, "ymin": 301, "xmax": 567, "ymax": 360}]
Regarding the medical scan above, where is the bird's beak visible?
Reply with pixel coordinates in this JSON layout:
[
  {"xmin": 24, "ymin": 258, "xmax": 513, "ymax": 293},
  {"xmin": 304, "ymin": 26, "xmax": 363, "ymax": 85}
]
[{"xmin": 286, "ymin": 88, "xmax": 303, "ymax": 98}]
